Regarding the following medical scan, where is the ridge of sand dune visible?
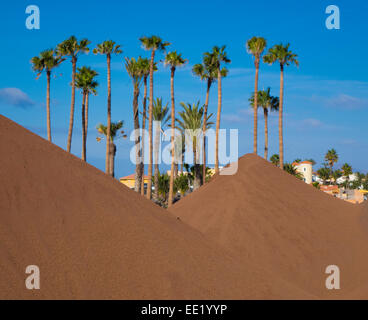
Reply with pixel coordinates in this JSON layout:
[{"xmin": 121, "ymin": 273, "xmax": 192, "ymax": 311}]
[
  {"xmin": 170, "ymin": 154, "xmax": 368, "ymax": 298},
  {"xmin": 0, "ymin": 115, "xmax": 313, "ymax": 299}
]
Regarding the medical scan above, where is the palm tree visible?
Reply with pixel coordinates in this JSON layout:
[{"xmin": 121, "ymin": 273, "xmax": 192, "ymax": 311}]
[
  {"xmin": 153, "ymin": 172, "xmax": 176, "ymax": 207},
  {"xmin": 139, "ymin": 58, "xmax": 157, "ymax": 195},
  {"xmin": 93, "ymin": 41, "xmax": 122, "ymax": 176},
  {"xmin": 263, "ymin": 43, "xmax": 299, "ymax": 170},
  {"xmin": 205, "ymin": 46, "xmax": 231, "ymax": 174},
  {"xmin": 270, "ymin": 154, "xmax": 280, "ymax": 166},
  {"xmin": 96, "ymin": 121, "xmax": 127, "ymax": 178},
  {"xmin": 341, "ymin": 163, "xmax": 352, "ymax": 190},
  {"xmin": 164, "ymin": 51, "xmax": 187, "ymax": 207},
  {"xmin": 125, "ymin": 57, "xmax": 145, "ymax": 192},
  {"xmin": 192, "ymin": 54, "xmax": 222, "ymax": 185},
  {"xmin": 139, "ymin": 35, "xmax": 170, "ymax": 199},
  {"xmin": 174, "ymin": 173, "xmax": 190, "ymax": 197},
  {"xmin": 31, "ymin": 49, "xmax": 64, "ymax": 142},
  {"xmin": 249, "ymin": 88, "xmax": 279, "ymax": 160},
  {"xmin": 152, "ymin": 98, "xmax": 170, "ymax": 201},
  {"xmin": 284, "ymin": 163, "xmax": 303, "ymax": 180},
  {"xmin": 317, "ymin": 166, "xmax": 331, "ymax": 185},
  {"xmin": 75, "ymin": 66, "xmax": 99, "ymax": 161},
  {"xmin": 325, "ymin": 148, "xmax": 338, "ymax": 183},
  {"xmin": 246, "ymin": 37, "xmax": 267, "ymax": 155},
  {"xmin": 332, "ymin": 169, "xmax": 342, "ymax": 184},
  {"xmin": 57, "ymin": 36, "xmax": 90, "ymax": 152},
  {"xmin": 176, "ymin": 101, "xmax": 213, "ymax": 190}
]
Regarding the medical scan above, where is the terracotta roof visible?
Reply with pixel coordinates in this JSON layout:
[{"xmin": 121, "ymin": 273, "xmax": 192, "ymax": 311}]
[
  {"xmin": 320, "ymin": 185, "xmax": 339, "ymax": 192},
  {"xmin": 300, "ymin": 161, "xmax": 313, "ymax": 165},
  {"xmin": 293, "ymin": 161, "xmax": 313, "ymax": 166}
]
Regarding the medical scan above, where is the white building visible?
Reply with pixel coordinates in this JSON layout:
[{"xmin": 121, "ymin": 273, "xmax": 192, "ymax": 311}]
[
  {"xmin": 336, "ymin": 173, "xmax": 358, "ymax": 185},
  {"xmin": 293, "ymin": 161, "xmax": 313, "ymax": 184}
]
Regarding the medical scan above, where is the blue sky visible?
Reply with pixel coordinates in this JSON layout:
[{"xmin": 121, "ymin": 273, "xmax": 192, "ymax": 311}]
[{"xmin": 1, "ymin": 0, "xmax": 367, "ymax": 177}]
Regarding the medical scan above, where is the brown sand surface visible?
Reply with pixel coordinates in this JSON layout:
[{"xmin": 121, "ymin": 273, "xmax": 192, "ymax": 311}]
[
  {"xmin": 170, "ymin": 154, "xmax": 368, "ymax": 298},
  {"xmin": 0, "ymin": 115, "xmax": 312, "ymax": 299}
]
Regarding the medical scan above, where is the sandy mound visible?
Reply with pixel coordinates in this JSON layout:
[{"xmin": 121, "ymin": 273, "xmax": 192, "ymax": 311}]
[
  {"xmin": 170, "ymin": 154, "xmax": 368, "ymax": 298},
  {"xmin": 0, "ymin": 116, "xmax": 312, "ymax": 299}
]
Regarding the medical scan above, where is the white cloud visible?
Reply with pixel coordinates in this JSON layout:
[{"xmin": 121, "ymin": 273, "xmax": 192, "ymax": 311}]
[{"xmin": 0, "ymin": 88, "xmax": 35, "ymax": 108}]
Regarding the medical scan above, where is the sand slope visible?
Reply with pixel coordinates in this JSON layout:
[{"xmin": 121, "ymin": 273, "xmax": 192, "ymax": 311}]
[
  {"xmin": 0, "ymin": 116, "xmax": 312, "ymax": 299},
  {"xmin": 170, "ymin": 154, "xmax": 368, "ymax": 298}
]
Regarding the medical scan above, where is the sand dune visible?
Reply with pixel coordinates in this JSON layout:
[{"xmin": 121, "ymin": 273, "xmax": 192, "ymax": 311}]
[
  {"xmin": 170, "ymin": 154, "xmax": 368, "ymax": 298},
  {"xmin": 0, "ymin": 115, "xmax": 312, "ymax": 299}
]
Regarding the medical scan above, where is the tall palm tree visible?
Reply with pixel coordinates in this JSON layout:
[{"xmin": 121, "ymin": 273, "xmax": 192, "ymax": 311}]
[
  {"xmin": 263, "ymin": 43, "xmax": 299, "ymax": 170},
  {"xmin": 249, "ymin": 88, "xmax": 279, "ymax": 160},
  {"xmin": 31, "ymin": 49, "xmax": 64, "ymax": 142},
  {"xmin": 341, "ymin": 163, "xmax": 353, "ymax": 192},
  {"xmin": 139, "ymin": 58, "xmax": 157, "ymax": 195},
  {"xmin": 96, "ymin": 121, "xmax": 127, "ymax": 178},
  {"xmin": 192, "ymin": 54, "xmax": 222, "ymax": 185},
  {"xmin": 176, "ymin": 101, "xmax": 213, "ymax": 190},
  {"xmin": 205, "ymin": 46, "xmax": 231, "ymax": 174},
  {"xmin": 325, "ymin": 148, "xmax": 338, "ymax": 183},
  {"xmin": 164, "ymin": 51, "xmax": 187, "ymax": 206},
  {"xmin": 57, "ymin": 36, "xmax": 90, "ymax": 152},
  {"xmin": 139, "ymin": 35, "xmax": 170, "ymax": 199},
  {"xmin": 93, "ymin": 40, "xmax": 122, "ymax": 176},
  {"xmin": 125, "ymin": 57, "xmax": 144, "ymax": 192},
  {"xmin": 152, "ymin": 98, "xmax": 170, "ymax": 201},
  {"xmin": 75, "ymin": 66, "xmax": 99, "ymax": 161},
  {"xmin": 246, "ymin": 37, "xmax": 267, "ymax": 155}
]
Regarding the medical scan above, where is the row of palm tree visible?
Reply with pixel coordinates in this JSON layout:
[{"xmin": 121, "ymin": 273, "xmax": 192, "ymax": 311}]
[
  {"xmin": 246, "ymin": 37, "xmax": 299, "ymax": 169},
  {"xmin": 31, "ymin": 35, "xmax": 298, "ymax": 207},
  {"xmin": 249, "ymin": 88, "xmax": 279, "ymax": 160},
  {"xmin": 31, "ymin": 36, "xmax": 122, "ymax": 177}
]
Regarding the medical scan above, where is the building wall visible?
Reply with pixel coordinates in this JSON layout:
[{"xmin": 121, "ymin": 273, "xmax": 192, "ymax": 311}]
[
  {"xmin": 296, "ymin": 163, "xmax": 313, "ymax": 184},
  {"xmin": 120, "ymin": 178, "xmax": 149, "ymax": 189}
]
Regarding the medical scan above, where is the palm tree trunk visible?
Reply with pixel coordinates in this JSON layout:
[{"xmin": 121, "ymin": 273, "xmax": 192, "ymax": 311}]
[
  {"xmin": 106, "ymin": 54, "xmax": 112, "ymax": 176},
  {"xmin": 109, "ymin": 141, "xmax": 116, "ymax": 178},
  {"xmin": 67, "ymin": 57, "xmax": 76, "ymax": 152},
  {"xmin": 46, "ymin": 71, "xmax": 51, "ymax": 142},
  {"xmin": 193, "ymin": 137, "xmax": 201, "ymax": 190},
  {"xmin": 168, "ymin": 68, "xmax": 176, "ymax": 207},
  {"xmin": 215, "ymin": 69, "xmax": 222, "ymax": 174},
  {"xmin": 81, "ymin": 92, "xmax": 87, "ymax": 162},
  {"xmin": 146, "ymin": 49, "xmax": 156, "ymax": 199},
  {"xmin": 181, "ymin": 151, "xmax": 184, "ymax": 174},
  {"xmin": 264, "ymin": 108, "xmax": 268, "ymax": 160},
  {"xmin": 140, "ymin": 76, "xmax": 148, "ymax": 195},
  {"xmin": 253, "ymin": 61, "xmax": 259, "ymax": 154},
  {"xmin": 279, "ymin": 64, "xmax": 284, "ymax": 170},
  {"xmin": 153, "ymin": 123, "xmax": 160, "ymax": 201},
  {"xmin": 202, "ymin": 79, "xmax": 211, "ymax": 184},
  {"xmin": 133, "ymin": 86, "xmax": 142, "ymax": 192},
  {"xmin": 85, "ymin": 93, "xmax": 89, "ymax": 138}
]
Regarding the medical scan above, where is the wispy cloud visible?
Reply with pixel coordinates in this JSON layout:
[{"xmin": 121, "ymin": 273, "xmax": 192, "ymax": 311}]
[
  {"xmin": 339, "ymin": 138, "xmax": 358, "ymax": 146},
  {"xmin": 0, "ymin": 88, "xmax": 35, "ymax": 108},
  {"xmin": 323, "ymin": 94, "xmax": 368, "ymax": 110},
  {"xmin": 301, "ymin": 118, "xmax": 324, "ymax": 128}
]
